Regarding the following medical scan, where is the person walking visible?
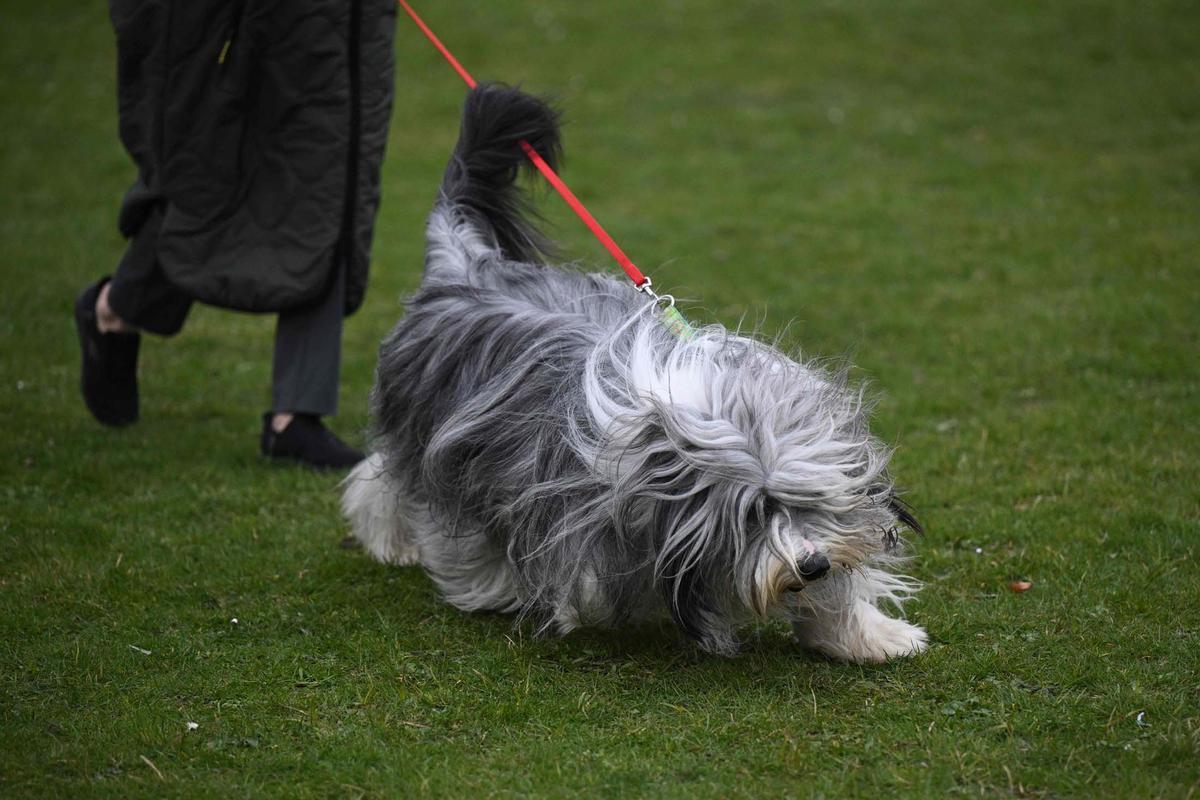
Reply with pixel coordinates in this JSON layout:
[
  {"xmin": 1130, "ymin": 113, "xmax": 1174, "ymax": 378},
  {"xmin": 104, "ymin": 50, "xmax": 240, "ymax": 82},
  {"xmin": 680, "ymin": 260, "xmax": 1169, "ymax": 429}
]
[{"xmin": 75, "ymin": 0, "xmax": 396, "ymax": 470}]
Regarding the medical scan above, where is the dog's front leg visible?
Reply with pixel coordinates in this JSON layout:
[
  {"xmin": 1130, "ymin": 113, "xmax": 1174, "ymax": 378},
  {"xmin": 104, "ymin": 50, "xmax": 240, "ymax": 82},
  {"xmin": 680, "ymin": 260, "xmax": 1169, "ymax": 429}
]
[{"xmin": 791, "ymin": 567, "xmax": 927, "ymax": 664}]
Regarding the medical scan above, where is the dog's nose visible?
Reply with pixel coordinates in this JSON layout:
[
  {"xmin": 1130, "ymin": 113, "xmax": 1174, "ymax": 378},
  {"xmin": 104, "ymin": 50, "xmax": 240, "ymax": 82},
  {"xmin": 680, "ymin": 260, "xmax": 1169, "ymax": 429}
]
[{"xmin": 798, "ymin": 554, "xmax": 830, "ymax": 582}]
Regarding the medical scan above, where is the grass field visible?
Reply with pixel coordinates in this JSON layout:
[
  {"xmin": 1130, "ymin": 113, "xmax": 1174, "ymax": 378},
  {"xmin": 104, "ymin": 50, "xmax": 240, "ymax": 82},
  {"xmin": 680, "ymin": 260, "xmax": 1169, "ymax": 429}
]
[{"xmin": 2, "ymin": 0, "xmax": 1198, "ymax": 796}]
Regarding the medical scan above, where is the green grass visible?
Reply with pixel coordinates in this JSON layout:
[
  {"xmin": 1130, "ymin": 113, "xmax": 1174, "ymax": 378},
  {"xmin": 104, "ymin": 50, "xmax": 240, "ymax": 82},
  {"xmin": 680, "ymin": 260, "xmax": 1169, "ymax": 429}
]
[{"xmin": 2, "ymin": 0, "xmax": 1198, "ymax": 796}]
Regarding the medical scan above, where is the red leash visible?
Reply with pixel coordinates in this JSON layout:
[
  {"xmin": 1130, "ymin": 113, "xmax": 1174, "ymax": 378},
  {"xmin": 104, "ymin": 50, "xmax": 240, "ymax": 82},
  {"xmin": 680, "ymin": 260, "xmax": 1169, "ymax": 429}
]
[{"xmin": 396, "ymin": 0, "xmax": 649, "ymax": 289}]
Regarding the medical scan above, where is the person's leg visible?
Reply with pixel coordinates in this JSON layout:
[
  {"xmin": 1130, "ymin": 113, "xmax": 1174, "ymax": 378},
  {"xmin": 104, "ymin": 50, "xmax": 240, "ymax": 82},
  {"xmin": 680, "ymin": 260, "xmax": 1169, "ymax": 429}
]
[
  {"xmin": 80, "ymin": 2, "xmax": 194, "ymax": 426},
  {"xmin": 76, "ymin": 191, "xmax": 192, "ymax": 426},
  {"xmin": 271, "ymin": 259, "xmax": 345, "ymax": 420},
  {"xmin": 261, "ymin": 263, "xmax": 363, "ymax": 469}
]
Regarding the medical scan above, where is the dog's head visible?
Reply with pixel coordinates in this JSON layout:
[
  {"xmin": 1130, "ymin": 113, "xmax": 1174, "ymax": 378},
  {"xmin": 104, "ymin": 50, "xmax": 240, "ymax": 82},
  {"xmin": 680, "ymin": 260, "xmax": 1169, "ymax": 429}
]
[{"xmin": 584, "ymin": 315, "xmax": 920, "ymax": 654}]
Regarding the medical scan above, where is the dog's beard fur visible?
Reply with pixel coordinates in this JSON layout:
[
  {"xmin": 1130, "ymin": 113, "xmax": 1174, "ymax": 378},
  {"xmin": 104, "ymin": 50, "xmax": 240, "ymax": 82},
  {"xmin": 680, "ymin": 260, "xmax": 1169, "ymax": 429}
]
[{"xmin": 344, "ymin": 84, "xmax": 928, "ymax": 662}]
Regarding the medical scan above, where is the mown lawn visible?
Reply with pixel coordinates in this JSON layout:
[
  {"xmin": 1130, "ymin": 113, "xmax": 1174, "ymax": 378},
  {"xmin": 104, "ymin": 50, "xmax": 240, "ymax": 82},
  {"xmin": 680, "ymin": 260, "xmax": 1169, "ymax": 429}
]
[{"xmin": 2, "ymin": 0, "xmax": 1198, "ymax": 797}]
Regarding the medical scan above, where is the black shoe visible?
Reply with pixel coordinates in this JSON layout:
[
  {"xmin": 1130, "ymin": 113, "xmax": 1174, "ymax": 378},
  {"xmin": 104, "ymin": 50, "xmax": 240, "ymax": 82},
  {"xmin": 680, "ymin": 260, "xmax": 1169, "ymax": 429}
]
[
  {"xmin": 74, "ymin": 277, "xmax": 140, "ymax": 427},
  {"xmin": 260, "ymin": 413, "xmax": 364, "ymax": 470}
]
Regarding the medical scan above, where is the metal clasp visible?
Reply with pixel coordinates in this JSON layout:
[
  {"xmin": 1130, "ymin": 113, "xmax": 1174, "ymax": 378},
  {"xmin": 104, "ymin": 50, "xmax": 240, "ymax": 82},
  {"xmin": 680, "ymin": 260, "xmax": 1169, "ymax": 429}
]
[{"xmin": 636, "ymin": 277, "xmax": 676, "ymax": 311}]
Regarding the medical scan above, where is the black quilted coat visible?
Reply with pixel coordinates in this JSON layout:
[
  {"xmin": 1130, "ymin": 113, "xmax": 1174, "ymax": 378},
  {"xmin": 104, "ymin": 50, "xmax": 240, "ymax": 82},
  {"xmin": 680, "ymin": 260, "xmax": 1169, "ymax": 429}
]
[{"xmin": 110, "ymin": 0, "xmax": 396, "ymax": 314}]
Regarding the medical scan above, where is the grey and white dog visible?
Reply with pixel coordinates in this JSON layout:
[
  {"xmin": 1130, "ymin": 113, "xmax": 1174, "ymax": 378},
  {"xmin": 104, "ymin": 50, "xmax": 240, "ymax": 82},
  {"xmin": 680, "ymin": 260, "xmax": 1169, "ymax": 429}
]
[{"xmin": 343, "ymin": 84, "xmax": 928, "ymax": 662}]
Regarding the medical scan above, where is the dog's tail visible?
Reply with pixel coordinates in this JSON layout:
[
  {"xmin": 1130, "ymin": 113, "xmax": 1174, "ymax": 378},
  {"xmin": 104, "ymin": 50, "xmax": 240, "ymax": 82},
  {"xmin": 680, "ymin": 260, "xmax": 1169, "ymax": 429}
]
[{"xmin": 434, "ymin": 82, "xmax": 562, "ymax": 263}]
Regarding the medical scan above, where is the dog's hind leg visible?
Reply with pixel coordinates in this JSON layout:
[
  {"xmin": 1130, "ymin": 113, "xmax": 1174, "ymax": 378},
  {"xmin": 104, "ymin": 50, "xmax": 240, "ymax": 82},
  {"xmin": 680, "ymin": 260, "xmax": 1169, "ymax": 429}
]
[
  {"xmin": 415, "ymin": 531, "xmax": 523, "ymax": 615},
  {"xmin": 342, "ymin": 457, "xmax": 519, "ymax": 614},
  {"xmin": 341, "ymin": 454, "xmax": 421, "ymax": 566},
  {"xmin": 791, "ymin": 567, "xmax": 927, "ymax": 664}
]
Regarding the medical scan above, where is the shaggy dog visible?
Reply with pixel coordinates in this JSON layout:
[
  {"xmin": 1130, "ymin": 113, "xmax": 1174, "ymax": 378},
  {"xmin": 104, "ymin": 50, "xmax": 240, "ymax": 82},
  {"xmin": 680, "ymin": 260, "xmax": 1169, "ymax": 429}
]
[{"xmin": 343, "ymin": 84, "xmax": 928, "ymax": 662}]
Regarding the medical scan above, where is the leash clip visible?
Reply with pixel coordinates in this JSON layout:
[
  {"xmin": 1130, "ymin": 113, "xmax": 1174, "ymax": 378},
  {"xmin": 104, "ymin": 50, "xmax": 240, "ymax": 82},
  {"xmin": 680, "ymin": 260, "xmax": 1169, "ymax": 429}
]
[{"xmin": 636, "ymin": 277, "xmax": 675, "ymax": 310}]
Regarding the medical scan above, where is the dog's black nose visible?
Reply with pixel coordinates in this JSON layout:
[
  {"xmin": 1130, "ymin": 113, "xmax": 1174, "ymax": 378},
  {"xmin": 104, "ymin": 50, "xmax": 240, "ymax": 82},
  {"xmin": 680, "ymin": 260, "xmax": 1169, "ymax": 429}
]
[{"xmin": 798, "ymin": 554, "xmax": 830, "ymax": 581}]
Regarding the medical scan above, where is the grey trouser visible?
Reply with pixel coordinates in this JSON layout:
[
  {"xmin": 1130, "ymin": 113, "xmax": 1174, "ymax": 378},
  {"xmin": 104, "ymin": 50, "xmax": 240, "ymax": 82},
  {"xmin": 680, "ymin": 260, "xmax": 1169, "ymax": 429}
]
[
  {"xmin": 269, "ymin": 260, "xmax": 344, "ymax": 417},
  {"xmin": 108, "ymin": 247, "xmax": 345, "ymax": 418}
]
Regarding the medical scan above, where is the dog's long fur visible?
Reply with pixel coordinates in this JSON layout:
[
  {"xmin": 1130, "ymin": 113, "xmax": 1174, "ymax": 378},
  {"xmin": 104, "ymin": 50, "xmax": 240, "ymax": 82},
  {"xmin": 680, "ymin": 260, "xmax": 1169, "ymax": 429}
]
[{"xmin": 344, "ymin": 84, "xmax": 928, "ymax": 661}]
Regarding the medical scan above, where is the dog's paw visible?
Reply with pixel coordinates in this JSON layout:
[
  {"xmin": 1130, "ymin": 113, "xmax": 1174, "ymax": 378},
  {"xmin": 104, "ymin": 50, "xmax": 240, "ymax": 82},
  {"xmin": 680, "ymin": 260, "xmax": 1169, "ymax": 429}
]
[
  {"xmin": 378, "ymin": 540, "xmax": 421, "ymax": 566},
  {"xmin": 851, "ymin": 615, "xmax": 928, "ymax": 663},
  {"xmin": 794, "ymin": 602, "xmax": 928, "ymax": 664}
]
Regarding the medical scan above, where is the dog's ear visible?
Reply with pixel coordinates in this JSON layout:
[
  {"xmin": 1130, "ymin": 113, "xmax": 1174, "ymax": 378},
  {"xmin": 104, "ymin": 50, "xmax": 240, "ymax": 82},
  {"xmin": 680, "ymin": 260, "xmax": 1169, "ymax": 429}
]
[{"xmin": 661, "ymin": 562, "xmax": 712, "ymax": 640}]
